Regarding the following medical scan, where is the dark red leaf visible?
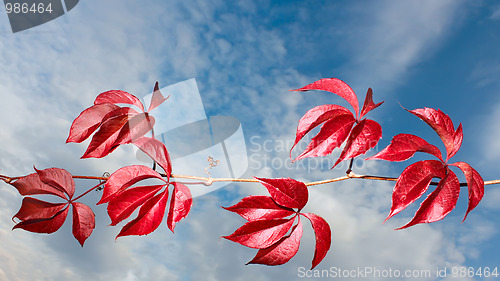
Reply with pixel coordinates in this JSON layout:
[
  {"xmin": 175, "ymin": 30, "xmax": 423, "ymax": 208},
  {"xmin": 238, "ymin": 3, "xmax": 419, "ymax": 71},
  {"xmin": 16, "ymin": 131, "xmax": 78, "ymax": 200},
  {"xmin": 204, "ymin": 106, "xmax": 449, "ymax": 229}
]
[
  {"xmin": 116, "ymin": 190, "xmax": 169, "ymax": 238},
  {"xmin": 407, "ymin": 107, "xmax": 461, "ymax": 161},
  {"xmin": 81, "ymin": 113, "xmax": 131, "ymax": 158},
  {"xmin": 133, "ymin": 137, "xmax": 172, "ymax": 179},
  {"xmin": 255, "ymin": 177, "xmax": 308, "ymax": 210},
  {"xmin": 450, "ymin": 161, "xmax": 484, "ymax": 221},
  {"xmin": 247, "ymin": 217, "xmax": 303, "ymax": 266},
  {"xmin": 360, "ymin": 88, "xmax": 383, "ymax": 118},
  {"xmin": 35, "ymin": 167, "xmax": 75, "ymax": 199},
  {"xmin": 223, "ymin": 196, "xmax": 295, "ymax": 221},
  {"xmin": 290, "ymin": 105, "xmax": 353, "ymax": 158},
  {"xmin": 66, "ymin": 103, "xmax": 120, "ymax": 143},
  {"xmin": 367, "ymin": 134, "xmax": 443, "ymax": 162},
  {"xmin": 302, "ymin": 213, "xmax": 331, "ymax": 269},
  {"xmin": 112, "ymin": 113, "xmax": 155, "ymax": 147},
  {"xmin": 107, "ymin": 185, "xmax": 165, "ymax": 226},
  {"xmin": 223, "ymin": 218, "xmax": 295, "ymax": 249},
  {"xmin": 291, "ymin": 78, "xmax": 360, "ymax": 118},
  {"xmin": 13, "ymin": 206, "xmax": 69, "ymax": 234},
  {"xmin": 333, "ymin": 119, "xmax": 382, "ymax": 168},
  {"xmin": 72, "ymin": 202, "xmax": 95, "ymax": 246},
  {"xmin": 147, "ymin": 82, "xmax": 169, "ymax": 112},
  {"xmin": 11, "ymin": 173, "xmax": 66, "ymax": 199},
  {"xmin": 166, "ymin": 182, "xmax": 192, "ymax": 233},
  {"xmin": 98, "ymin": 165, "xmax": 166, "ymax": 205},
  {"xmin": 397, "ymin": 169, "xmax": 460, "ymax": 229},
  {"xmin": 94, "ymin": 90, "xmax": 145, "ymax": 112},
  {"xmin": 386, "ymin": 160, "xmax": 447, "ymax": 221},
  {"xmin": 13, "ymin": 197, "xmax": 67, "ymax": 222},
  {"xmin": 293, "ymin": 114, "xmax": 355, "ymax": 161}
]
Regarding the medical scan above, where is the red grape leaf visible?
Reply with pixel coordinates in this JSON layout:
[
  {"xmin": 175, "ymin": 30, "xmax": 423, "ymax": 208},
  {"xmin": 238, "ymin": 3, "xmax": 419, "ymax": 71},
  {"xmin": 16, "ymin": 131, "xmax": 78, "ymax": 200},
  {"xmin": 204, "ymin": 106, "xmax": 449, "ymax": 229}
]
[
  {"xmin": 333, "ymin": 119, "xmax": 382, "ymax": 168},
  {"xmin": 13, "ymin": 206, "xmax": 69, "ymax": 234},
  {"xmin": 98, "ymin": 165, "xmax": 166, "ymax": 205},
  {"xmin": 223, "ymin": 218, "xmax": 295, "ymax": 249},
  {"xmin": 72, "ymin": 202, "xmax": 95, "ymax": 246},
  {"xmin": 94, "ymin": 90, "xmax": 145, "ymax": 112},
  {"xmin": 397, "ymin": 169, "xmax": 460, "ymax": 229},
  {"xmin": 147, "ymin": 82, "xmax": 169, "ymax": 112},
  {"xmin": 116, "ymin": 190, "xmax": 169, "ymax": 238},
  {"xmin": 360, "ymin": 88, "xmax": 383, "ymax": 118},
  {"xmin": 302, "ymin": 213, "xmax": 331, "ymax": 270},
  {"xmin": 35, "ymin": 167, "xmax": 75, "ymax": 199},
  {"xmin": 255, "ymin": 177, "xmax": 308, "ymax": 210},
  {"xmin": 247, "ymin": 217, "xmax": 303, "ymax": 266},
  {"xmin": 290, "ymin": 104, "xmax": 353, "ymax": 158},
  {"xmin": 386, "ymin": 160, "xmax": 446, "ymax": 221},
  {"xmin": 11, "ymin": 173, "xmax": 66, "ymax": 199},
  {"xmin": 223, "ymin": 196, "xmax": 295, "ymax": 221},
  {"xmin": 166, "ymin": 182, "xmax": 193, "ymax": 233},
  {"xmin": 407, "ymin": 107, "xmax": 462, "ymax": 161},
  {"xmin": 291, "ymin": 78, "xmax": 360, "ymax": 118},
  {"xmin": 133, "ymin": 137, "xmax": 172, "ymax": 179},
  {"xmin": 293, "ymin": 114, "xmax": 355, "ymax": 161},
  {"xmin": 66, "ymin": 103, "xmax": 119, "ymax": 143},
  {"xmin": 107, "ymin": 184, "xmax": 165, "ymax": 226},
  {"xmin": 13, "ymin": 197, "xmax": 67, "ymax": 222},
  {"xmin": 450, "ymin": 161, "xmax": 484, "ymax": 221},
  {"xmin": 367, "ymin": 133, "xmax": 443, "ymax": 162},
  {"xmin": 112, "ymin": 112, "xmax": 155, "ymax": 147}
]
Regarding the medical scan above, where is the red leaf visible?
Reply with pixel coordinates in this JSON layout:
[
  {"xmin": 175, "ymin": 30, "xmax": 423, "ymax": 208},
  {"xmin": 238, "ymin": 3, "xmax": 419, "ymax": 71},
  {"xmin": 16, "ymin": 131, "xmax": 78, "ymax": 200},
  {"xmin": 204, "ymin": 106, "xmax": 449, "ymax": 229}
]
[
  {"xmin": 133, "ymin": 137, "xmax": 172, "ymax": 179},
  {"xmin": 223, "ymin": 196, "xmax": 295, "ymax": 221},
  {"xmin": 11, "ymin": 173, "xmax": 66, "ymax": 199},
  {"xmin": 255, "ymin": 177, "xmax": 308, "ymax": 210},
  {"xmin": 148, "ymin": 82, "xmax": 169, "ymax": 112},
  {"xmin": 13, "ymin": 197, "xmax": 67, "ymax": 222},
  {"xmin": 367, "ymin": 134, "xmax": 443, "ymax": 162},
  {"xmin": 397, "ymin": 169, "xmax": 460, "ymax": 229},
  {"xmin": 291, "ymin": 78, "xmax": 360, "ymax": 118},
  {"xmin": 81, "ymin": 112, "xmax": 131, "ymax": 158},
  {"xmin": 290, "ymin": 105, "xmax": 353, "ymax": 158},
  {"xmin": 360, "ymin": 88, "xmax": 383, "ymax": 118},
  {"xmin": 386, "ymin": 160, "xmax": 446, "ymax": 221},
  {"xmin": 450, "ymin": 161, "xmax": 484, "ymax": 221},
  {"xmin": 166, "ymin": 182, "xmax": 193, "ymax": 233},
  {"xmin": 98, "ymin": 165, "xmax": 166, "ymax": 205},
  {"xmin": 112, "ymin": 113, "xmax": 155, "ymax": 147},
  {"xmin": 333, "ymin": 119, "xmax": 382, "ymax": 168},
  {"xmin": 72, "ymin": 202, "xmax": 95, "ymax": 246},
  {"xmin": 302, "ymin": 213, "xmax": 331, "ymax": 269},
  {"xmin": 407, "ymin": 107, "xmax": 462, "ymax": 161},
  {"xmin": 247, "ymin": 217, "xmax": 303, "ymax": 266},
  {"xmin": 116, "ymin": 190, "xmax": 169, "ymax": 238},
  {"xmin": 66, "ymin": 103, "xmax": 120, "ymax": 143},
  {"xmin": 94, "ymin": 90, "xmax": 145, "ymax": 112},
  {"xmin": 293, "ymin": 114, "xmax": 355, "ymax": 161},
  {"xmin": 223, "ymin": 218, "xmax": 295, "ymax": 249},
  {"xmin": 107, "ymin": 184, "xmax": 165, "ymax": 226},
  {"xmin": 35, "ymin": 167, "xmax": 75, "ymax": 199},
  {"xmin": 13, "ymin": 206, "xmax": 69, "ymax": 234}
]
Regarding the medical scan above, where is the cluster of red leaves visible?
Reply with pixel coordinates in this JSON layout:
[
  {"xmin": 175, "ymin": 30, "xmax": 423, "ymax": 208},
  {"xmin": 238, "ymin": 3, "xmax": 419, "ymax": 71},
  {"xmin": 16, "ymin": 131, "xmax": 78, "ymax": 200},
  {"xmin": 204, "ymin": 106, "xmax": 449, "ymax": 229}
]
[
  {"xmin": 290, "ymin": 78, "xmax": 383, "ymax": 167},
  {"xmin": 10, "ymin": 167, "xmax": 95, "ymax": 246},
  {"xmin": 223, "ymin": 177, "xmax": 331, "ymax": 269},
  {"xmin": 368, "ymin": 107, "xmax": 484, "ymax": 228}
]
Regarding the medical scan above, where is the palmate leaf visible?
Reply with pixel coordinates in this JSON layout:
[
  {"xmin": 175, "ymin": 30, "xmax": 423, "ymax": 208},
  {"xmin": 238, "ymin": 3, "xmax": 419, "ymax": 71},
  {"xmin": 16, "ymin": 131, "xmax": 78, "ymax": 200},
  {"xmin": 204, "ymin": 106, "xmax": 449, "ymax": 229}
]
[
  {"xmin": 133, "ymin": 137, "xmax": 172, "ymax": 179},
  {"xmin": 166, "ymin": 182, "xmax": 193, "ymax": 233},
  {"xmin": 72, "ymin": 202, "xmax": 96, "ymax": 246},
  {"xmin": 223, "ymin": 218, "xmax": 296, "ymax": 249},
  {"xmin": 450, "ymin": 161, "xmax": 484, "ymax": 221},
  {"xmin": 302, "ymin": 213, "xmax": 331, "ymax": 270},
  {"xmin": 66, "ymin": 103, "xmax": 119, "ymax": 143},
  {"xmin": 223, "ymin": 196, "xmax": 295, "ymax": 221},
  {"xmin": 367, "ymin": 133, "xmax": 443, "ymax": 162},
  {"xmin": 255, "ymin": 177, "xmax": 308, "ymax": 210}
]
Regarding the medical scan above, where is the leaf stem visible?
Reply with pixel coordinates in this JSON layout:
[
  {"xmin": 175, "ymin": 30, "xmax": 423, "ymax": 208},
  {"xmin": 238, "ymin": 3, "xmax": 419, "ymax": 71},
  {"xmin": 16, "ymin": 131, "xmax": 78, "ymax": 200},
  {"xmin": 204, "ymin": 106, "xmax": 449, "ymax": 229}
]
[{"xmin": 72, "ymin": 181, "xmax": 106, "ymax": 202}]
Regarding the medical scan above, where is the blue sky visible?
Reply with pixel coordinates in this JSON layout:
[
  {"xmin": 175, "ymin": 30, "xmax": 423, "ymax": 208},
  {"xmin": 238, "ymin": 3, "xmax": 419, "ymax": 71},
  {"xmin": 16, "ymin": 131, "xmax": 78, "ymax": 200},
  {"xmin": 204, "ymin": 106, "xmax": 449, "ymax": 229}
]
[{"xmin": 1, "ymin": 1, "xmax": 500, "ymax": 280}]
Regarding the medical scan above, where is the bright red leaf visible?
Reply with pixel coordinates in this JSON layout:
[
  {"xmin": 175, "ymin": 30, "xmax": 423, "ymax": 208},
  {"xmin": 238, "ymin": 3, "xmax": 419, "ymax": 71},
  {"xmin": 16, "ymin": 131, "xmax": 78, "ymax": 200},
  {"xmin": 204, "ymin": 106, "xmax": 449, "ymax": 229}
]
[
  {"xmin": 302, "ymin": 213, "xmax": 331, "ymax": 270},
  {"xmin": 166, "ymin": 182, "xmax": 192, "ymax": 233},
  {"xmin": 94, "ymin": 90, "xmax": 145, "ymax": 112},
  {"xmin": 255, "ymin": 177, "xmax": 308, "ymax": 210},
  {"xmin": 360, "ymin": 88, "xmax": 384, "ymax": 118},
  {"xmin": 450, "ymin": 161, "xmax": 484, "ymax": 221},
  {"xmin": 223, "ymin": 196, "xmax": 295, "ymax": 221},
  {"xmin": 367, "ymin": 133, "xmax": 443, "ymax": 162},
  {"xmin": 397, "ymin": 169, "xmax": 460, "ymax": 229},
  {"xmin": 81, "ymin": 112, "xmax": 131, "ymax": 158},
  {"xmin": 148, "ymin": 82, "xmax": 169, "ymax": 112},
  {"xmin": 11, "ymin": 172, "xmax": 66, "ymax": 199},
  {"xmin": 247, "ymin": 218, "xmax": 303, "ymax": 266},
  {"xmin": 35, "ymin": 167, "xmax": 75, "ymax": 199},
  {"xmin": 66, "ymin": 103, "xmax": 120, "ymax": 143},
  {"xmin": 112, "ymin": 112, "xmax": 155, "ymax": 147},
  {"xmin": 133, "ymin": 137, "xmax": 172, "ymax": 179},
  {"xmin": 72, "ymin": 202, "xmax": 95, "ymax": 246},
  {"xmin": 223, "ymin": 218, "xmax": 295, "ymax": 249},
  {"xmin": 13, "ymin": 197, "xmax": 67, "ymax": 222},
  {"xmin": 13, "ymin": 205, "xmax": 69, "ymax": 234}
]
